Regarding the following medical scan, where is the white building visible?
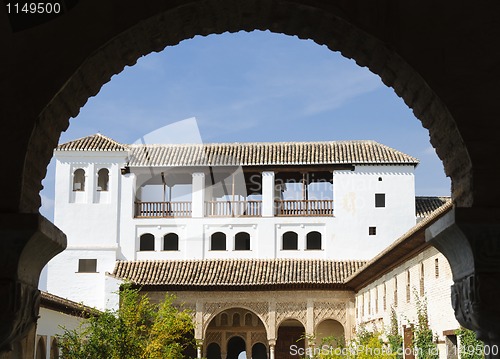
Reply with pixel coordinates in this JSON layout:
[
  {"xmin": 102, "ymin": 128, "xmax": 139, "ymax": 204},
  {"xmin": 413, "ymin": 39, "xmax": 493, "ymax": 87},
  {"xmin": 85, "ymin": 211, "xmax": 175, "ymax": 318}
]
[{"xmin": 45, "ymin": 133, "xmax": 459, "ymax": 359}]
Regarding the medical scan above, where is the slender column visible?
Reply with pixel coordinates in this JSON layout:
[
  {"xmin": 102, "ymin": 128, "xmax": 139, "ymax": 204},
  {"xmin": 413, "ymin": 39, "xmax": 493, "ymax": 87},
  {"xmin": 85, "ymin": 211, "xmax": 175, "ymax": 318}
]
[
  {"xmin": 192, "ymin": 173, "xmax": 205, "ymax": 218},
  {"xmin": 196, "ymin": 342, "xmax": 202, "ymax": 359},
  {"xmin": 269, "ymin": 341, "xmax": 276, "ymax": 359},
  {"xmin": 427, "ymin": 207, "xmax": 500, "ymax": 358},
  {"xmin": 262, "ymin": 171, "xmax": 275, "ymax": 217},
  {"xmin": 306, "ymin": 299, "xmax": 315, "ymax": 354}
]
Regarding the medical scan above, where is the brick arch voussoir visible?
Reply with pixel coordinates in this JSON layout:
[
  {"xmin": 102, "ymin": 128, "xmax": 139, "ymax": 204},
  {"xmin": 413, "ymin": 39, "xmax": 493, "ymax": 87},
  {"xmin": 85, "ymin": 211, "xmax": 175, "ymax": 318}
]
[{"xmin": 22, "ymin": 0, "xmax": 470, "ymax": 213}]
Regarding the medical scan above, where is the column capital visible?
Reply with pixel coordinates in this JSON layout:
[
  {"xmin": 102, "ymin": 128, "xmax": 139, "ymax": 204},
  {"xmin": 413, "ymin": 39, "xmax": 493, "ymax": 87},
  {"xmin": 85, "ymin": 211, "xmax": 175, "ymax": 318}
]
[
  {"xmin": 427, "ymin": 207, "xmax": 500, "ymax": 354},
  {"xmin": 0, "ymin": 214, "xmax": 66, "ymax": 352}
]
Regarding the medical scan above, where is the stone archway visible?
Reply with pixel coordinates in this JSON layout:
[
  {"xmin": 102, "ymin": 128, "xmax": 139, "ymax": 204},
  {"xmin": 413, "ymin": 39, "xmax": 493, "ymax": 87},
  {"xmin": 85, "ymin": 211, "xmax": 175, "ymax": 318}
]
[
  {"xmin": 315, "ymin": 319, "xmax": 345, "ymax": 348},
  {"xmin": 205, "ymin": 308, "xmax": 268, "ymax": 359},
  {"xmin": 276, "ymin": 319, "xmax": 306, "ymax": 359},
  {"xmin": 3, "ymin": 0, "xmax": 500, "ymax": 355}
]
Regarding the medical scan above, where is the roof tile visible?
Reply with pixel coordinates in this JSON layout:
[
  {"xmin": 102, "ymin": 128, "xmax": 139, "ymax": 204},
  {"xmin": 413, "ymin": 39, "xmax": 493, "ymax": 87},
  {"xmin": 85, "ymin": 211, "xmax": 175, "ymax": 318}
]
[{"xmin": 111, "ymin": 259, "xmax": 366, "ymax": 288}]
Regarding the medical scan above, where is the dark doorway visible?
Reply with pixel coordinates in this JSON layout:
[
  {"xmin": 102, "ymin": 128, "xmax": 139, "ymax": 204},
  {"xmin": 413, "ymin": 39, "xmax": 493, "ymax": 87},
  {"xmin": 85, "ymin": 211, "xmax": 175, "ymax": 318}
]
[
  {"xmin": 207, "ymin": 343, "xmax": 222, "ymax": 359},
  {"xmin": 276, "ymin": 319, "xmax": 305, "ymax": 358},
  {"xmin": 252, "ymin": 342, "xmax": 268, "ymax": 359},
  {"xmin": 227, "ymin": 336, "xmax": 246, "ymax": 359}
]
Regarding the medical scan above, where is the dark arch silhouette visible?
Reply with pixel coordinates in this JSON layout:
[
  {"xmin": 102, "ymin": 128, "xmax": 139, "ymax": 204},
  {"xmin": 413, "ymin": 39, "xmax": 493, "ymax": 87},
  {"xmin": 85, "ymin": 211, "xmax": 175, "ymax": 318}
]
[
  {"xmin": 207, "ymin": 342, "xmax": 222, "ymax": 359},
  {"xmin": 4, "ymin": 0, "xmax": 500, "ymax": 352},
  {"xmin": 252, "ymin": 342, "xmax": 268, "ymax": 359},
  {"xmin": 227, "ymin": 336, "xmax": 246, "ymax": 359}
]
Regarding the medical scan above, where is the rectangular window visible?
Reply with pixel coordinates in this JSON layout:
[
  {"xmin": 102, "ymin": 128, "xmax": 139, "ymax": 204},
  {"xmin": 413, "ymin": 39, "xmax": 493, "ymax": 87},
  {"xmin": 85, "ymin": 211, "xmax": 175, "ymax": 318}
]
[
  {"xmin": 375, "ymin": 193, "xmax": 386, "ymax": 207},
  {"xmin": 78, "ymin": 259, "xmax": 97, "ymax": 273},
  {"xmin": 369, "ymin": 227, "xmax": 377, "ymax": 235}
]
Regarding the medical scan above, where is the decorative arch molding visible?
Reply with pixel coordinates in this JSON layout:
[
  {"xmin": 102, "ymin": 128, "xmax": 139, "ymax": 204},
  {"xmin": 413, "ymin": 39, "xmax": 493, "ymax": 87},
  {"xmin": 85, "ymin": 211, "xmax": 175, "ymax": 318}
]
[
  {"xmin": 203, "ymin": 302, "xmax": 270, "ymax": 336},
  {"xmin": 313, "ymin": 302, "xmax": 347, "ymax": 327},
  {"xmin": 22, "ymin": 0, "xmax": 467, "ymax": 213},
  {"xmin": 276, "ymin": 302, "xmax": 307, "ymax": 329}
]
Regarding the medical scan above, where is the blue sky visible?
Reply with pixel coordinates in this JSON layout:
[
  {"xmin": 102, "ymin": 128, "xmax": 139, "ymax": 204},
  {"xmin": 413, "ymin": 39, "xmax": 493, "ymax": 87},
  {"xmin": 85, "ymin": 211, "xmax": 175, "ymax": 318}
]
[{"xmin": 39, "ymin": 30, "xmax": 450, "ymax": 219}]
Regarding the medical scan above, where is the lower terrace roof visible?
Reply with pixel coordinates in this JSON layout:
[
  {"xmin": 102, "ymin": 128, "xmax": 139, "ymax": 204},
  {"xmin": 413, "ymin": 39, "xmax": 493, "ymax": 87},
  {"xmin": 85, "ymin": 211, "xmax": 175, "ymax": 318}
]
[{"xmin": 110, "ymin": 259, "xmax": 367, "ymax": 291}]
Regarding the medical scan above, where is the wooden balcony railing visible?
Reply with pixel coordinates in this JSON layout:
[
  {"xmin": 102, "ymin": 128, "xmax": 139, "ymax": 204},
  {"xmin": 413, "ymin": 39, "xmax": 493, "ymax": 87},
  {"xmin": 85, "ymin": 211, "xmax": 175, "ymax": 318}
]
[
  {"xmin": 205, "ymin": 200, "xmax": 262, "ymax": 217},
  {"xmin": 135, "ymin": 200, "xmax": 333, "ymax": 217},
  {"xmin": 135, "ymin": 201, "xmax": 192, "ymax": 218},
  {"xmin": 275, "ymin": 199, "xmax": 334, "ymax": 216}
]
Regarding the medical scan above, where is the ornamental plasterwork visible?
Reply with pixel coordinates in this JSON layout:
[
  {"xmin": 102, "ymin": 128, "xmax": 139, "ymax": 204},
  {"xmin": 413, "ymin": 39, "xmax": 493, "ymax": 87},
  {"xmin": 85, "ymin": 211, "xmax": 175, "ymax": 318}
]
[
  {"xmin": 204, "ymin": 331, "xmax": 222, "ymax": 346},
  {"xmin": 251, "ymin": 331, "xmax": 268, "ymax": 346},
  {"xmin": 203, "ymin": 302, "xmax": 269, "ymax": 331},
  {"xmin": 226, "ymin": 332, "xmax": 248, "ymax": 341},
  {"xmin": 276, "ymin": 302, "xmax": 307, "ymax": 325},
  {"xmin": 313, "ymin": 302, "xmax": 346, "ymax": 326}
]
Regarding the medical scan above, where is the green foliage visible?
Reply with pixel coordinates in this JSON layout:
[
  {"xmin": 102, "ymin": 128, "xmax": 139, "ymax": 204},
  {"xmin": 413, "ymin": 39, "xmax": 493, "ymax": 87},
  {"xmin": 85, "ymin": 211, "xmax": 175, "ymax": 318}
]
[
  {"xmin": 413, "ymin": 292, "xmax": 438, "ymax": 359},
  {"xmin": 387, "ymin": 308, "xmax": 403, "ymax": 359},
  {"xmin": 456, "ymin": 328, "xmax": 484, "ymax": 359},
  {"xmin": 314, "ymin": 330, "xmax": 396, "ymax": 359},
  {"xmin": 57, "ymin": 286, "xmax": 194, "ymax": 359}
]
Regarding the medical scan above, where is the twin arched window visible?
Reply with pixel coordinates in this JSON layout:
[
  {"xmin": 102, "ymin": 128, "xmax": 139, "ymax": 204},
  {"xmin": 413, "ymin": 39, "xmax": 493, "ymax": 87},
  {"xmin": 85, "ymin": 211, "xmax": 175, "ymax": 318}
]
[
  {"xmin": 282, "ymin": 231, "xmax": 322, "ymax": 250},
  {"xmin": 73, "ymin": 168, "xmax": 109, "ymax": 192},
  {"xmin": 210, "ymin": 231, "xmax": 251, "ymax": 251},
  {"xmin": 140, "ymin": 233, "xmax": 179, "ymax": 251}
]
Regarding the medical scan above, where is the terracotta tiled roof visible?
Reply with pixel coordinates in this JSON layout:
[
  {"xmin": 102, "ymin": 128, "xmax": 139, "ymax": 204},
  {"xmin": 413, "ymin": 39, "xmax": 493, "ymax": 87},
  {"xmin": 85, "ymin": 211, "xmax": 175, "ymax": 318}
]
[
  {"xmin": 40, "ymin": 291, "xmax": 98, "ymax": 318},
  {"xmin": 127, "ymin": 141, "xmax": 419, "ymax": 167},
  {"xmin": 57, "ymin": 133, "xmax": 127, "ymax": 151},
  {"xmin": 415, "ymin": 196, "xmax": 451, "ymax": 218},
  {"xmin": 57, "ymin": 134, "xmax": 419, "ymax": 166},
  {"xmin": 111, "ymin": 259, "xmax": 367, "ymax": 289}
]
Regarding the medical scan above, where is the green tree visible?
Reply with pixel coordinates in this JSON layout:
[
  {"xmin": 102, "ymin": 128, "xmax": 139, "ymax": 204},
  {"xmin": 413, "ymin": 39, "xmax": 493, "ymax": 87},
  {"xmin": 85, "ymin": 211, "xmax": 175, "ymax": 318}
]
[
  {"xmin": 58, "ymin": 286, "xmax": 194, "ymax": 359},
  {"xmin": 315, "ymin": 330, "xmax": 396, "ymax": 359},
  {"xmin": 387, "ymin": 308, "xmax": 403, "ymax": 359},
  {"xmin": 456, "ymin": 328, "xmax": 484, "ymax": 359},
  {"xmin": 413, "ymin": 293, "xmax": 438, "ymax": 359}
]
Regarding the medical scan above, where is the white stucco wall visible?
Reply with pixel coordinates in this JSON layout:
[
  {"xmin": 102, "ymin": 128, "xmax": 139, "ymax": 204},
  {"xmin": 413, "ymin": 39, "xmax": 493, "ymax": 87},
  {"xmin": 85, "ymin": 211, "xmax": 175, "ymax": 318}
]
[
  {"xmin": 47, "ymin": 149, "xmax": 418, "ymax": 309},
  {"xmin": 36, "ymin": 307, "xmax": 85, "ymax": 359},
  {"xmin": 355, "ymin": 246, "xmax": 459, "ymax": 359}
]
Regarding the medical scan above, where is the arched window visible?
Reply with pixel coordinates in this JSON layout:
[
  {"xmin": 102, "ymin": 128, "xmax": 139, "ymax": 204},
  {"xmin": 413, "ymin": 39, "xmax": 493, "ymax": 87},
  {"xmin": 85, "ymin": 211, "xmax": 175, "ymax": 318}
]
[
  {"xmin": 220, "ymin": 313, "xmax": 228, "ymax": 326},
  {"xmin": 163, "ymin": 233, "xmax": 179, "ymax": 251},
  {"xmin": 234, "ymin": 232, "xmax": 250, "ymax": 251},
  {"xmin": 282, "ymin": 231, "xmax": 298, "ymax": 250},
  {"xmin": 36, "ymin": 337, "xmax": 46, "ymax": 359},
  {"xmin": 50, "ymin": 338, "xmax": 59, "ymax": 359},
  {"xmin": 233, "ymin": 313, "xmax": 240, "ymax": 326},
  {"xmin": 245, "ymin": 313, "xmax": 253, "ymax": 326},
  {"xmin": 73, "ymin": 168, "xmax": 85, "ymax": 191},
  {"xmin": 139, "ymin": 233, "xmax": 155, "ymax": 251},
  {"xmin": 211, "ymin": 232, "xmax": 226, "ymax": 250},
  {"xmin": 97, "ymin": 168, "xmax": 109, "ymax": 191},
  {"xmin": 306, "ymin": 231, "xmax": 322, "ymax": 250},
  {"xmin": 435, "ymin": 258, "xmax": 440, "ymax": 278}
]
